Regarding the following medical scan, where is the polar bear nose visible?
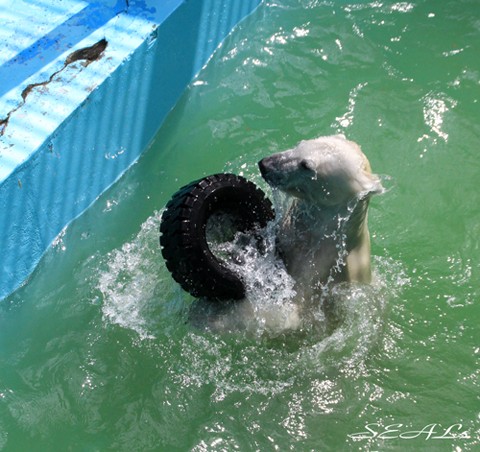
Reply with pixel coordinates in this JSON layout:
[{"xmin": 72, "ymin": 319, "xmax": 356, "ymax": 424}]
[{"xmin": 259, "ymin": 157, "xmax": 285, "ymax": 187}]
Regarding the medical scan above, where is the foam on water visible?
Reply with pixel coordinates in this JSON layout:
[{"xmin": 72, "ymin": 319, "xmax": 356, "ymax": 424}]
[
  {"xmin": 97, "ymin": 212, "xmax": 171, "ymax": 339},
  {"xmin": 177, "ymin": 253, "xmax": 409, "ymax": 406}
]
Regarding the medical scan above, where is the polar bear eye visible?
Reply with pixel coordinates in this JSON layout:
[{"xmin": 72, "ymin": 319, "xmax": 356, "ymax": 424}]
[{"xmin": 300, "ymin": 159, "xmax": 314, "ymax": 171}]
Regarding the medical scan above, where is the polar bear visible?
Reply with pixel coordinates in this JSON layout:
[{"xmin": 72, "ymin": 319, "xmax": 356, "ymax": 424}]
[{"xmin": 258, "ymin": 135, "xmax": 383, "ymax": 300}]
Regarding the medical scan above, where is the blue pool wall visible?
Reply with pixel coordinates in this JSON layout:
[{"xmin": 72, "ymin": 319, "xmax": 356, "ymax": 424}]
[{"xmin": 0, "ymin": 0, "xmax": 262, "ymax": 301}]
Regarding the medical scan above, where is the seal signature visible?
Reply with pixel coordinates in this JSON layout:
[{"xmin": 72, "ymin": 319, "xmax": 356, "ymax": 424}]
[{"xmin": 348, "ymin": 423, "xmax": 471, "ymax": 440}]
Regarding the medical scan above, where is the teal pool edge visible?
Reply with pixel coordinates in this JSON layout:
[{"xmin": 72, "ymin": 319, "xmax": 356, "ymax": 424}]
[{"xmin": 0, "ymin": 0, "xmax": 262, "ymax": 301}]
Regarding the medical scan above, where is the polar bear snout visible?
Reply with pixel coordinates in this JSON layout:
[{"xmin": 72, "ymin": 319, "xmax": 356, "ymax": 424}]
[
  {"xmin": 258, "ymin": 155, "xmax": 298, "ymax": 191},
  {"xmin": 258, "ymin": 156, "xmax": 283, "ymax": 185}
]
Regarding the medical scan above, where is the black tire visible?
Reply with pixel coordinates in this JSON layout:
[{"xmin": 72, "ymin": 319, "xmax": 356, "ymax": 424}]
[{"xmin": 160, "ymin": 174, "xmax": 274, "ymax": 300}]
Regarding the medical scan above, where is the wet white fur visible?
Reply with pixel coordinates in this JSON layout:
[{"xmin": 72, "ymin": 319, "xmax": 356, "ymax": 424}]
[{"xmin": 259, "ymin": 134, "xmax": 383, "ymax": 299}]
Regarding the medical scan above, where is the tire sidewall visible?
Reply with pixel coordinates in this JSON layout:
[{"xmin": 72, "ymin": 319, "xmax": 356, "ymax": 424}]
[{"xmin": 161, "ymin": 174, "xmax": 274, "ymax": 300}]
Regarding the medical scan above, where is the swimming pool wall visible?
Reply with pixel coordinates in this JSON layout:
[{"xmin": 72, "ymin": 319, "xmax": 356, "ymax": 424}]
[{"xmin": 0, "ymin": 0, "xmax": 262, "ymax": 301}]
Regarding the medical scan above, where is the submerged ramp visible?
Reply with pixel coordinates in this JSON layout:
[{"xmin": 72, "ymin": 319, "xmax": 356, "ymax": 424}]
[{"xmin": 0, "ymin": 0, "xmax": 262, "ymax": 301}]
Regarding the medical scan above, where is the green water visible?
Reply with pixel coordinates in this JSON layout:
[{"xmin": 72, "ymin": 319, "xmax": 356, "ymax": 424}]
[{"xmin": 1, "ymin": 0, "xmax": 479, "ymax": 450}]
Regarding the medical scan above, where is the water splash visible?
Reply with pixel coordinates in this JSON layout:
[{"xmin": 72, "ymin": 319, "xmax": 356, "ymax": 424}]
[
  {"xmin": 201, "ymin": 188, "xmax": 403, "ymax": 346},
  {"xmin": 179, "ymin": 252, "xmax": 408, "ymax": 409},
  {"xmin": 202, "ymin": 199, "xmax": 300, "ymax": 336},
  {"xmin": 97, "ymin": 213, "xmax": 165, "ymax": 339},
  {"xmin": 95, "ymin": 190, "xmax": 406, "ymax": 370}
]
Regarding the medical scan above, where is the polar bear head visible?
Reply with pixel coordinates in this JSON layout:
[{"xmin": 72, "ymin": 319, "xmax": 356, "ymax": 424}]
[{"xmin": 258, "ymin": 135, "xmax": 383, "ymax": 207}]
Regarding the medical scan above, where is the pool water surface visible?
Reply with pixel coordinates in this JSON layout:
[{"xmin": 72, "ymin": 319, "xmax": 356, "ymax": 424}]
[{"xmin": 1, "ymin": 0, "xmax": 479, "ymax": 449}]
